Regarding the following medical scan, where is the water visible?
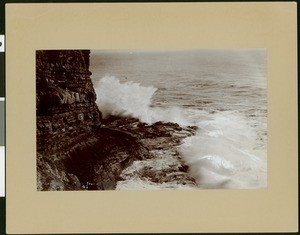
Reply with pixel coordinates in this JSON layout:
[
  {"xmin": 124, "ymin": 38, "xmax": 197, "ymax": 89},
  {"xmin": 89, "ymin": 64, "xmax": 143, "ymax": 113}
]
[{"xmin": 90, "ymin": 49, "xmax": 267, "ymax": 189}]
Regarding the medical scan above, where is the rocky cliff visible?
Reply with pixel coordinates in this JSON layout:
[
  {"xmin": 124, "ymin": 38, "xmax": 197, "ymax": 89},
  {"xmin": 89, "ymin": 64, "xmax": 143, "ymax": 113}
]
[
  {"xmin": 36, "ymin": 50, "xmax": 102, "ymax": 153},
  {"xmin": 36, "ymin": 50, "xmax": 197, "ymax": 191},
  {"xmin": 36, "ymin": 50, "xmax": 150, "ymax": 190}
]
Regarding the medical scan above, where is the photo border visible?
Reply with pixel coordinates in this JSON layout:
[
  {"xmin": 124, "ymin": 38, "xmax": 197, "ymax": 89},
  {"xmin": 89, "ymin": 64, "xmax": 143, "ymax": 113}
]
[{"xmin": 5, "ymin": 2, "xmax": 298, "ymax": 234}]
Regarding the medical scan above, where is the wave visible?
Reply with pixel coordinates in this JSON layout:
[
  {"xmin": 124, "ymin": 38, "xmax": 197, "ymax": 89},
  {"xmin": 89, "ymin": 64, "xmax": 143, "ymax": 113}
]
[
  {"xmin": 94, "ymin": 75, "xmax": 267, "ymax": 189},
  {"xmin": 94, "ymin": 75, "xmax": 157, "ymax": 123},
  {"xmin": 180, "ymin": 111, "xmax": 267, "ymax": 189},
  {"xmin": 94, "ymin": 75, "xmax": 191, "ymax": 125}
]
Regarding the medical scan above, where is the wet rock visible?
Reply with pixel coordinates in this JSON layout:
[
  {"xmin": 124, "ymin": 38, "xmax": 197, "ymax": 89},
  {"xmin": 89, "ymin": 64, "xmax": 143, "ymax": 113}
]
[
  {"xmin": 36, "ymin": 51, "xmax": 199, "ymax": 191},
  {"xmin": 103, "ymin": 115, "xmax": 199, "ymax": 188},
  {"xmin": 36, "ymin": 51, "xmax": 151, "ymax": 191},
  {"xmin": 102, "ymin": 115, "xmax": 197, "ymax": 140}
]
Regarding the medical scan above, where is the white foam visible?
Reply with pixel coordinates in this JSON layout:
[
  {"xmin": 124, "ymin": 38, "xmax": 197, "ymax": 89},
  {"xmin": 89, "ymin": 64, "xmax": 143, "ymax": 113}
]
[
  {"xmin": 180, "ymin": 111, "xmax": 267, "ymax": 189},
  {"xmin": 94, "ymin": 75, "xmax": 191, "ymax": 125},
  {"xmin": 94, "ymin": 75, "xmax": 267, "ymax": 189},
  {"xmin": 94, "ymin": 75, "xmax": 157, "ymax": 123}
]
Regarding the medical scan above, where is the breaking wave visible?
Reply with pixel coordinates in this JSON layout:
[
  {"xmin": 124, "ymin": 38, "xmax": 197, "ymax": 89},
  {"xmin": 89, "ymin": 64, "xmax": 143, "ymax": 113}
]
[
  {"xmin": 94, "ymin": 75, "xmax": 157, "ymax": 122},
  {"xmin": 94, "ymin": 75, "xmax": 267, "ymax": 189},
  {"xmin": 180, "ymin": 111, "xmax": 267, "ymax": 189},
  {"xmin": 94, "ymin": 75, "xmax": 191, "ymax": 125}
]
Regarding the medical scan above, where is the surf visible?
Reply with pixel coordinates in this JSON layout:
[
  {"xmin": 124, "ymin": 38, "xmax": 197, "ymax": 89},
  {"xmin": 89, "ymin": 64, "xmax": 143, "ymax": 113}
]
[
  {"xmin": 94, "ymin": 75, "xmax": 192, "ymax": 125},
  {"xmin": 180, "ymin": 110, "xmax": 267, "ymax": 189},
  {"xmin": 94, "ymin": 75, "xmax": 267, "ymax": 189}
]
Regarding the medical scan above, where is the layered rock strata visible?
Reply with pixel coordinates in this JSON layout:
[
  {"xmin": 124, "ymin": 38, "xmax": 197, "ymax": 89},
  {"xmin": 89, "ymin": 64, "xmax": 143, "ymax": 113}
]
[
  {"xmin": 36, "ymin": 50, "xmax": 150, "ymax": 190},
  {"xmin": 36, "ymin": 50, "xmax": 197, "ymax": 191}
]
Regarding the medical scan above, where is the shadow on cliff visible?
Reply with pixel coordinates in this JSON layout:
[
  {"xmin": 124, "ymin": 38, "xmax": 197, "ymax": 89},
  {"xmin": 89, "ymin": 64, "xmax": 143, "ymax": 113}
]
[
  {"xmin": 37, "ymin": 124, "xmax": 152, "ymax": 191},
  {"xmin": 36, "ymin": 50, "xmax": 152, "ymax": 191},
  {"xmin": 64, "ymin": 126, "xmax": 151, "ymax": 190},
  {"xmin": 36, "ymin": 50, "xmax": 197, "ymax": 191}
]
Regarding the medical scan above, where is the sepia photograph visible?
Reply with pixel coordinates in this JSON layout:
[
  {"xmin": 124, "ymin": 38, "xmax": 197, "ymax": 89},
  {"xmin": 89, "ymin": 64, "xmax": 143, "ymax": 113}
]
[
  {"xmin": 6, "ymin": 2, "xmax": 297, "ymax": 233},
  {"xmin": 36, "ymin": 49, "xmax": 267, "ymax": 191}
]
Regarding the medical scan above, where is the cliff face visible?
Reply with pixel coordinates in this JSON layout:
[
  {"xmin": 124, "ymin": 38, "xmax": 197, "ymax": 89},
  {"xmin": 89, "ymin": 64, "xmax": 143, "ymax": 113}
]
[
  {"xmin": 36, "ymin": 50, "xmax": 197, "ymax": 191},
  {"xmin": 36, "ymin": 50, "xmax": 102, "ymax": 150},
  {"xmin": 36, "ymin": 50, "xmax": 150, "ymax": 190}
]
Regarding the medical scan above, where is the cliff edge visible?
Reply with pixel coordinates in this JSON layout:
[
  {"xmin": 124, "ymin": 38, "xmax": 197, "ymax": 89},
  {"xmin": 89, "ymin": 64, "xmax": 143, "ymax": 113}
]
[
  {"xmin": 36, "ymin": 50, "xmax": 197, "ymax": 191},
  {"xmin": 36, "ymin": 50, "xmax": 150, "ymax": 190}
]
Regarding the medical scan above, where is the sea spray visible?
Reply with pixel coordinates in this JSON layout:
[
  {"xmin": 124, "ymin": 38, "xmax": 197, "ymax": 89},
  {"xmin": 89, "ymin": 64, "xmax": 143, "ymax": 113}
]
[
  {"xmin": 180, "ymin": 111, "xmax": 267, "ymax": 189},
  {"xmin": 94, "ymin": 75, "xmax": 157, "ymax": 123},
  {"xmin": 94, "ymin": 75, "xmax": 267, "ymax": 189},
  {"xmin": 94, "ymin": 75, "xmax": 192, "ymax": 125}
]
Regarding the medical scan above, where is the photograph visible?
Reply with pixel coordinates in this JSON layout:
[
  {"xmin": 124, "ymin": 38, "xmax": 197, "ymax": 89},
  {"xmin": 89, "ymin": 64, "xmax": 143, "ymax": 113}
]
[
  {"xmin": 36, "ymin": 49, "xmax": 267, "ymax": 191},
  {"xmin": 6, "ymin": 2, "xmax": 297, "ymax": 233}
]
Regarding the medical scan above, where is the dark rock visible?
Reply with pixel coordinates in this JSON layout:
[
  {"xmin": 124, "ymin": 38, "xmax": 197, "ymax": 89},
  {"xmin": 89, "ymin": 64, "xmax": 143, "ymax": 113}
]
[
  {"xmin": 36, "ymin": 50, "xmax": 151, "ymax": 191},
  {"xmin": 63, "ymin": 128, "xmax": 151, "ymax": 190},
  {"xmin": 36, "ymin": 50, "xmax": 198, "ymax": 191},
  {"xmin": 103, "ymin": 115, "xmax": 198, "ymax": 188},
  {"xmin": 102, "ymin": 115, "xmax": 197, "ymax": 140}
]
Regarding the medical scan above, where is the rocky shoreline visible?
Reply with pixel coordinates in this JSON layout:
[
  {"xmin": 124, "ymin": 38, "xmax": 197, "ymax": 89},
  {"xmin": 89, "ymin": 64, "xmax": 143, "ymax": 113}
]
[
  {"xmin": 37, "ymin": 116, "xmax": 199, "ymax": 190},
  {"xmin": 36, "ymin": 50, "xmax": 198, "ymax": 191},
  {"xmin": 103, "ymin": 116, "xmax": 198, "ymax": 189}
]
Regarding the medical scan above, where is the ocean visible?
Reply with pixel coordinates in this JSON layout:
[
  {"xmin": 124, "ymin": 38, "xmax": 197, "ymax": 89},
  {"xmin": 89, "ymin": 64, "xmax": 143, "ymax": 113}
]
[{"xmin": 90, "ymin": 49, "xmax": 267, "ymax": 189}]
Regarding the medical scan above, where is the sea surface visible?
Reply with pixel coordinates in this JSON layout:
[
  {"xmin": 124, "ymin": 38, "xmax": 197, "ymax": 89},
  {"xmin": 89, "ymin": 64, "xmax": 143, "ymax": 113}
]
[{"xmin": 90, "ymin": 49, "xmax": 267, "ymax": 189}]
